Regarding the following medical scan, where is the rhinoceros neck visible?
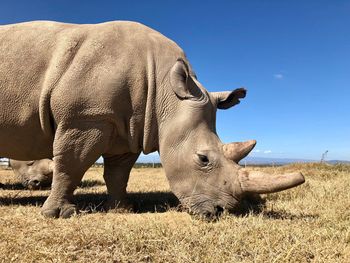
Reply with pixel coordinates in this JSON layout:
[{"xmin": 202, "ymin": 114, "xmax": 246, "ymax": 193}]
[
  {"xmin": 132, "ymin": 49, "xmax": 185, "ymax": 154},
  {"xmin": 142, "ymin": 54, "xmax": 160, "ymax": 154},
  {"xmin": 123, "ymin": 52, "xmax": 172, "ymax": 155}
]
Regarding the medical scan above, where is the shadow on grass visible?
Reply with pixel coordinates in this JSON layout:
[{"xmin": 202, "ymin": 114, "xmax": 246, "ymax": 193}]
[
  {"xmin": 0, "ymin": 191, "xmax": 180, "ymax": 214},
  {"xmin": 231, "ymin": 194, "xmax": 318, "ymax": 220},
  {"xmin": 0, "ymin": 190, "xmax": 316, "ymax": 219},
  {"xmin": 75, "ymin": 192, "xmax": 180, "ymax": 213},
  {"xmin": 0, "ymin": 180, "xmax": 104, "ymax": 190},
  {"xmin": 262, "ymin": 210, "xmax": 319, "ymax": 220},
  {"xmin": 231, "ymin": 194, "xmax": 267, "ymax": 216},
  {"xmin": 78, "ymin": 180, "xmax": 105, "ymax": 188},
  {"xmin": 0, "ymin": 182, "xmax": 25, "ymax": 190},
  {"xmin": 0, "ymin": 191, "xmax": 268, "ymax": 217}
]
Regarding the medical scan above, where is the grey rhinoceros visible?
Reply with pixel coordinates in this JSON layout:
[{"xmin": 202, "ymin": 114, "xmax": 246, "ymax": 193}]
[
  {"xmin": 0, "ymin": 21, "xmax": 304, "ymax": 218},
  {"xmin": 9, "ymin": 159, "xmax": 53, "ymax": 189}
]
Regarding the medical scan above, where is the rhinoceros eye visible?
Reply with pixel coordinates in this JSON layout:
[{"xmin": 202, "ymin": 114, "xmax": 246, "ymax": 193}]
[
  {"xmin": 27, "ymin": 161, "xmax": 35, "ymax": 166},
  {"xmin": 197, "ymin": 154, "xmax": 209, "ymax": 165}
]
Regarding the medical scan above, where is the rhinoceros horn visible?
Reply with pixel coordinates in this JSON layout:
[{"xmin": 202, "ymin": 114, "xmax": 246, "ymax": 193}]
[
  {"xmin": 224, "ymin": 140, "xmax": 305, "ymax": 193},
  {"xmin": 223, "ymin": 139, "xmax": 257, "ymax": 163},
  {"xmin": 237, "ymin": 170, "xmax": 305, "ymax": 194}
]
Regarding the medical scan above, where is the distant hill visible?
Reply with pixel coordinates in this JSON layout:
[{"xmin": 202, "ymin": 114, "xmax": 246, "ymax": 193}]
[
  {"xmin": 135, "ymin": 154, "xmax": 350, "ymax": 166},
  {"xmin": 240, "ymin": 157, "xmax": 350, "ymax": 165},
  {"xmin": 327, "ymin": 160, "xmax": 350, "ymax": 164},
  {"xmin": 137, "ymin": 153, "xmax": 160, "ymax": 163},
  {"xmin": 240, "ymin": 157, "xmax": 316, "ymax": 165}
]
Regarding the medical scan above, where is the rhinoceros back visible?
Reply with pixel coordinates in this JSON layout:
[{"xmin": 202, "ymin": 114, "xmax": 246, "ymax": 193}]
[{"xmin": 0, "ymin": 21, "xmax": 185, "ymax": 159}]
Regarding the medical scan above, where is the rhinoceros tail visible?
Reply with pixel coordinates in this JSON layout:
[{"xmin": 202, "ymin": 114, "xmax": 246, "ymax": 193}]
[{"xmin": 39, "ymin": 85, "xmax": 55, "ymax": 138}]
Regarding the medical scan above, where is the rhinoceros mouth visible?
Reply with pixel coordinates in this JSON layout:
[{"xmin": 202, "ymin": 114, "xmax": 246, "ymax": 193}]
[
  {"xmin": 214, "ymin": 205, "xmax": 224, "ymax": 217},
  {"xmin": 190, "ymin": 204, "xmax": 225, "ymax": 220},
  {"xmin": 22, "ymin": 178, "xmax": 52, "ymax": 190},
  {"xmin": 180, "ymin": 193, "xmax": 236, "ymax": 219},
  {"xmin": 21, "ymin": 179, "xmax": 30, "ymax": 188}
]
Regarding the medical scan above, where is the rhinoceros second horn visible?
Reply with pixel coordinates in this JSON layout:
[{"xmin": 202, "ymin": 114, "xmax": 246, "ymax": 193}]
[{"xmin": 223, "ymin": 140, "xmax": 257, "ymax": 163}]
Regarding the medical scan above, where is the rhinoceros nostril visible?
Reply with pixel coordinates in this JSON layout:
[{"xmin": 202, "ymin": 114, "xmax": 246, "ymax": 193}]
[
  {"xmin": 215, "ymin": 206, "xmax": 224, "ymax": 217},
  {"xmin": 30, "ymin": 180, "xmax": 40, "ymax": 186}
]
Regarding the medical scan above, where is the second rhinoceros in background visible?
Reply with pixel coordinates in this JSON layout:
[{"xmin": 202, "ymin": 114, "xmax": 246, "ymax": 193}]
[
  {"xmin": 10, "ymin": 159, "xmax": 53, "ymax": 189},
  {"xmin": 0, "ymin": 21, "xmax": 305, "ymax": 219}
]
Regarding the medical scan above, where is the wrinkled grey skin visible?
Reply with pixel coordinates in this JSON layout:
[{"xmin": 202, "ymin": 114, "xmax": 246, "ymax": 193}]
[
  {"xmin": 9, "ymin": 159, "xmax": 53, "ymax": 189},
  {"xmin": 0, "ymin": 21, "xmax": 304, "ymax": 218}
]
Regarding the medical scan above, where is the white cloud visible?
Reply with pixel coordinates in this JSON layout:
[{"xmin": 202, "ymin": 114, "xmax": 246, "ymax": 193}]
[
  {"xmin": 273, "ymin": 74, "xmax": 283, "ymax": 79},
  {"xmin": 253, "ymin": 149, "xmax": 261, "ymax": 153},
  {"xmin": 264, "ymin": 150, "xmax": 272, "ymax": 154}
]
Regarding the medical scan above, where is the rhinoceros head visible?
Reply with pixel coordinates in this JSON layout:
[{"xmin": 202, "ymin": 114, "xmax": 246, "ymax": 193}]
[
  {"xmin": 10, "ymin": 159, "xmax": 53, "ymax": 189},
  {"xmin": 158, "ymin": 59, "xmax": 305, "ymax": 218}
]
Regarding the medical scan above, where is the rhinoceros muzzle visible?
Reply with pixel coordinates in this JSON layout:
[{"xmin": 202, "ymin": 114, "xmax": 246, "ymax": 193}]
[
  {"xmin": 24, "ymin": 177, "xmax": 52, "ymax": 190},
  {"xmin": 180, "ymin": 187, "xmax": 241, "ymax": 219},
  {"xmin": 180, "ymin": 140, "xmax": 305, "ymax": 219},
  {"xmin": 184, "ymin": 198, "xmax": 226, "ymax": 219},
  {"xmin": 185, "ymin": 171, "xmax": 305, "ymax": 218}
]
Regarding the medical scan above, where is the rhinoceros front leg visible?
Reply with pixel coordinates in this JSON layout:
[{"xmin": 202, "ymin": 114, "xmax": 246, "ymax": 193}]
[
  {"xmin": 41, "ymin": 121, "xmax": 113, "ymax": 218},
  {"xmin": 103, "ymin": 152, "xmax": 140, "ymax": 211}
]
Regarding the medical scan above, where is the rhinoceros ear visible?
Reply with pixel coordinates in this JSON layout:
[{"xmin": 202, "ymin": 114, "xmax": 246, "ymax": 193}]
[
  {"xmin": 211, "ymin": 88, "xmax": 246, "ymax": 109},
  {"xmin": 170, "ymin": 59, "xmax": 202, "ymax": 100}
]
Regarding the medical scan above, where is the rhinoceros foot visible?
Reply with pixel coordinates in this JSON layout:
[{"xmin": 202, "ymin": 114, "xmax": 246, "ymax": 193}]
[{"xmin": 41, "ymin": 198, "xmax": 78, "ymax": 218}]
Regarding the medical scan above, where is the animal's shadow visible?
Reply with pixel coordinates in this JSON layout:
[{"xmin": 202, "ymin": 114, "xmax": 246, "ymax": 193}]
[
  {"xmin": 261, "ymin": 210, "xmax": 319, "ymax": 220},
  {"xmin": 0, "ymin": 185, "xmax": 316, "ymax": 219},
  {"xmin": 0, "ymin": 182, "xmax": 24, "ymax": 190},
  {"xmin": 0, "ymin": 192, "xmax": 268, "ymax": 216},
  {"xmin": 0, "ymin": 190, "xmax": 266, "ymax": 215},
  {"xmin": 232, "ymin": 195, "xmax": 318, "ymax": 220},
  {"xmin": 232, "ymin": 194, "xmax": 267, "ymax": 216},
  {"xmin": 78, "ymin": 192, "xmax": 181, "ymax": 213},
  {"xmin": 0, "ymin": 180, "xmax": 105, "ymax": 190},
  {"xmin": 0, "ymin": 191, "xmax": 180, "ymax": 214}
]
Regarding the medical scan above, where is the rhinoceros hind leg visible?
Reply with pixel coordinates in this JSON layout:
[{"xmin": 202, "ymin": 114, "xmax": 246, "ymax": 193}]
[
  {"xmin": 103, "ymin": 152, "xmax": 140, "ymax": 211},
  {"xmin": 41, "ymin": 121, "xmax": 113, "ymax": 218}
]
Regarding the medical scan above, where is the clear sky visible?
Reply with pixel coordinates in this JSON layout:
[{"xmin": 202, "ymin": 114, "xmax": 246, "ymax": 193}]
[{"xmin": 1, "ymin": 1, "xmax": 349, "ymax": 161}]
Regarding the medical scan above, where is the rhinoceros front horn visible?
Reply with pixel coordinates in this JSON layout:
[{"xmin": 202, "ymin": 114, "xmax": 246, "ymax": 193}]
[
  {"xmin": 223, "ymin": 140, "xmax": 257, "ymax": 163},
  {"xmin": 238, "ymin": 170, "xmax": 305, "ymax": 194}
]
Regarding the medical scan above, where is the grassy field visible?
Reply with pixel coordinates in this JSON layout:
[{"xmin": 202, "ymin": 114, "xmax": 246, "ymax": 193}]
[{"xmin": 0, "ymin": 163, "xmax": 349, "ymax": 262}]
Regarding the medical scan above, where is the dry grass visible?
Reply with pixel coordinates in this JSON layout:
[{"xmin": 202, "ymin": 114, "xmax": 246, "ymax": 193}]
[{"xmin": 0, "ymin": 163, "xmax": 349, "ymax": 262}]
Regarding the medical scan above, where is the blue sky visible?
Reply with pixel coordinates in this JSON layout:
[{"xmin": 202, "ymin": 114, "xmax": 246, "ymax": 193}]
[{"xmin": 1, "ymin": 1, "xmax": 349, "ymax": 161}]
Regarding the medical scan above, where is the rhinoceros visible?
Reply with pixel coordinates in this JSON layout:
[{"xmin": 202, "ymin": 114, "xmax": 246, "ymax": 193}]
[
  {"xmin": 9, "ymin": 159, "xmax": 53, "ymax": 189},
  {"xmin": 0, "ymin": 21, "xmax": 304, "ymax": 218}
]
